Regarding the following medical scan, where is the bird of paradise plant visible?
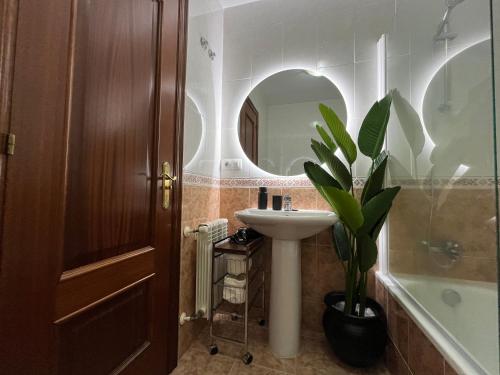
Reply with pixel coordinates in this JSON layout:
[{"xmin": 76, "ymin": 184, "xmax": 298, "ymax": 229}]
[{"xmin": 304, "ymin": 91, "xmax": 400, "ymax": 317}]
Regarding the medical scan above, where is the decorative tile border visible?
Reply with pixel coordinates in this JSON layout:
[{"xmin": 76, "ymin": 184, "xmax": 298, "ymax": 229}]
[
  {"xmin": 219, "ymin": 176, "xmax": 367, "ymax": 188},
  {"xmin": 391, "ymin": 177, "xmax": 498, "ymax": 190},
  {"xmin": 220, "ymin": 176, "xmax": 312, "ymax": 188},
  {"xmin": 183, "ymin": 173, "xmax": 220, "ymax": 187},
  {"xmin": 183, "ymin": 173, "xmax": 498, "ymax": 190}
]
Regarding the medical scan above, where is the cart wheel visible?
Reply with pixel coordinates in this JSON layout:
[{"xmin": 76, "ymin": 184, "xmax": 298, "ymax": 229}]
[
  {"xmin": 258, "ymin": 319, "xmax": 266, "ymax": 326},
  {"xmin": 209, "ymin": 344, "xmax": 218, "ymax": 355},
  {"xmin": 242, "ymin": 352, "xmax": 253, "ymax": 365}
]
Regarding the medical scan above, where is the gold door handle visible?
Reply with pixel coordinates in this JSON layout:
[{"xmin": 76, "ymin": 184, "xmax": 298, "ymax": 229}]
[{"xmin": 160, "ymin": 161, "xmax": 176, "ymax": 209}]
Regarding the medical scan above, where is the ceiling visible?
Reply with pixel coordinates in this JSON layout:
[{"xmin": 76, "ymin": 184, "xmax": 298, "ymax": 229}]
[
  {"xmin": 250, "ymin": 70, "xmax": 343, "ymax": 107},
  {"xmin": 218, "ymin": 0, "xmax": 262, "ymax": 8}
]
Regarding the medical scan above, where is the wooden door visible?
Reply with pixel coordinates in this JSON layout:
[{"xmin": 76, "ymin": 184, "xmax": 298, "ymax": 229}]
[
  {"xmin": 239, "ymin": 98, "xmax": 259, "ymax": 164},
  {"xmin": 0, "ymin": 0, "xmax": 187, "ymax": 374}
]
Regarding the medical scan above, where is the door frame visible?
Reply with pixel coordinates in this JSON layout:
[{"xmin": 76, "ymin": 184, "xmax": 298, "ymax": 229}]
[
  {"xmin": 0, "ymin": 0, "xmax": 188, "ymax": 372},
  {"xmin": 162, "ymin": 0, "xmax": 188, "ymax": 371}
]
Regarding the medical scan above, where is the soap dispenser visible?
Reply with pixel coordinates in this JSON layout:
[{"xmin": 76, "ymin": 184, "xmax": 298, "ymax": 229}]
[{"xmin": 258, "ymin": 187, "xmax": 268, "ymax": 209}]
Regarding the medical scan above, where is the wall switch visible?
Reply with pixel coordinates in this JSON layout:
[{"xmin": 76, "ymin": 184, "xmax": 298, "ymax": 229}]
[{"xmin": 222, "ymin": 158, "xmax": 242, "ymax": 171}]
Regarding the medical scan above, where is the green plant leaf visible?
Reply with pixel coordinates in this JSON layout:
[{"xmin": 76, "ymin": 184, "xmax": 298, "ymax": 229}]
[
  {"xmin": 322, "ymin": 186, "xmax": 364, "ymax": 233},
  {"xmin": 319, "ymin": 103, "xmax": 357, "ymax": 165},
  {"xmin": 357, "ymin": 234, "xmax": 378, "ymax": 272},
  {"xmin": 370, "ymin": 211, "xmax": 388, "ymax": 240},
  {"xmin": 304, "ymin": 162, "xmax": 342, "ymax": 207},
  {"xmin": 369, "ymin": 150, "xmax": 389, "ymax": 175},
  {"xmin": 304, "ymin": 161, "xmax": 342, "ymax": 189},
  {"xmin": 311, "ymin": 139, "xmax": 326, "ymax": 164},
  {"xmin": 361, "ymin": 152, "xmax": 388, "ymax": 205},
  {"xmin": 332, "ymin": 222, "xmax": 350, "ymax": 262},
  {"xmin": 311, "ymin": 141, "xmax": 352, "ymax": 191},
  {"xmin": 359, "ymin": 186, "xmax": 401, "ymax": 238},
  {"xmin": 315, "ymin": 124, "xmax": 337, "ymax": 152},
  {"xmin": 358, "ymin": 93, "xmax": 392, "ymax": 159}
]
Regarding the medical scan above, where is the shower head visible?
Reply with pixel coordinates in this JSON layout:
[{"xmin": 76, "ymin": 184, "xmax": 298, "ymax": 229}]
[
  {"xmin": 434, "ymin": 0, "xmax": 465, "ymax": 41},
  {"xmin": 446, "ymin": 0, "xmax": 464, "ymax": 8}
]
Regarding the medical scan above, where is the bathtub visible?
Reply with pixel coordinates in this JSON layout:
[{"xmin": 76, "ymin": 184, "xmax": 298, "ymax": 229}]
[{"xmin": 386, "ymin": 274, "xmax": 499, "ymax": 375}]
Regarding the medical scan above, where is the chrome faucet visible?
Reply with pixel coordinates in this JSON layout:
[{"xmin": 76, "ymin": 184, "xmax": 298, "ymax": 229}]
[{"xmin": 421, "ymin": 240, "xmax": 462, "ymax": 269}]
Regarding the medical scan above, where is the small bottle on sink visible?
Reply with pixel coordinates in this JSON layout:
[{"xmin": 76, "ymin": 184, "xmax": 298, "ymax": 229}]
[
  {"xmin": 258, "ymin": 187, "xmax": 268, "ymax": 209},
  {"xmin": 283, "ymin": 195, "xmax": 292, "ymax": 211}
]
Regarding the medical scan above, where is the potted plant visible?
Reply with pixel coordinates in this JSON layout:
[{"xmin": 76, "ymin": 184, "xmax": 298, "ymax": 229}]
[{"xmin": 304, "ymin": 92, "xmax": 400, "ymax": 368}]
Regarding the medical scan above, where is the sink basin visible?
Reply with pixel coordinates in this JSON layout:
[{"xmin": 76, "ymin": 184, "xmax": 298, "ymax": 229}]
[
  {"xmin": 235, "ymin": 208, "xmax": 337, "ymax": 240},
  {"xmin": 235, "ymin": 208, "xmax": 337, "ymax": 358}
]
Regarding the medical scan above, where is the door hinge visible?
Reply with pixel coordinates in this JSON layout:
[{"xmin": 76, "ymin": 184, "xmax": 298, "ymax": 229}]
[{"xmin": 5, "ymin": 133, "xmax": 15, "ymax": 155}]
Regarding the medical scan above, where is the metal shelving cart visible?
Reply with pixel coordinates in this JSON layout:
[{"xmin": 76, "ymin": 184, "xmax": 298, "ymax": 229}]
[{"xmin": 208, "ymin": 235, "xmax": 266, "ymax": 365}]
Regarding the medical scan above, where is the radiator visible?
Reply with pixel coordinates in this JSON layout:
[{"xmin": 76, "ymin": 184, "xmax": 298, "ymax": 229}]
[{"xmin": 196, "ymin": 218, "xmax": 228, "ymax": 319}]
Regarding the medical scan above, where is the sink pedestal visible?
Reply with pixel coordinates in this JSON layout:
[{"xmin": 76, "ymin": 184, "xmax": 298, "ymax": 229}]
[
  {"xmin": 269, "ymin": 239, "xmax": 301, "ymax": 358},
  {"xmin": 234, "ymin": 209, "xmax": 337, "ymax": 358}
]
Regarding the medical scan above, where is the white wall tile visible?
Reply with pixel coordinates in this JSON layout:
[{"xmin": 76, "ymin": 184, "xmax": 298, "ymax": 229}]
[
  {"xmin": 222, "ymin": 79, "xmax": 252, "ymax": 129},
  {"xmin": 184, "ymin": 2, "xmax": 224, "ymax": 178},
  {"xmin": 317, "ymin": 3, "xmax": 355, "ymax": 68},
  {"xmin": 252, "ymin": 22, "xmax": 284, "ymax": 81},
  {"xmin": 221, "ymin": 0, "xmax": 392, "ymax": 178},
  {"xmin": 223, "ymin": 31, "xmax": 253, "ymax": 81},
  {"xmin": 354, "ymin": 59, "xmax": 378, "ymax": 118},
  {"xmin": 283, "ymin": 17, "xmax": 317, "ymax": 69},
  {"xmin": 354, "ymin": 0, "xmax": 394, "ymax": 62}
]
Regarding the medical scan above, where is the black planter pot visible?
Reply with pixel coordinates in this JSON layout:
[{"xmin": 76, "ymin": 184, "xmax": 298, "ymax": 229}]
[{"xmin": 322, "ymin": 292, "xmax": 387, "ymax": 368}]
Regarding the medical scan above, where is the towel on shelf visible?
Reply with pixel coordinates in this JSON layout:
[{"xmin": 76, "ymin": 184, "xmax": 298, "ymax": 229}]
[
  {"xmin": 225, "ymin": 254, "xmax": 252, "ymax": 275},
  {"xmin": 223, "ymin": 274, "xmax": 246, "ymax": 304}
]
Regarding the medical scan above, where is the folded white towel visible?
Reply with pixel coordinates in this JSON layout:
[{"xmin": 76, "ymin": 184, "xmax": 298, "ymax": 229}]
[
  {"xmin": 223, "ymin": 274, "xmax": 246, "ymax": 304},
  {"xmin": 225, "ymin": 254, "xmax": 252, "ymax": 275}
]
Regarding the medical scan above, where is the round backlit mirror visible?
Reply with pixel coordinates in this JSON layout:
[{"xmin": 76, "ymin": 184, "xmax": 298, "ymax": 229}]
[{"xmin": 238, "ymin": 69, "xmax": 347, "ymax": 176}]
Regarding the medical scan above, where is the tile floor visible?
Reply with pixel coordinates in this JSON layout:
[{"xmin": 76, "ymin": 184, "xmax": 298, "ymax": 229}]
[{"xmin": 172, "ymin": 318, "xmax": 389, "ymax": 375}]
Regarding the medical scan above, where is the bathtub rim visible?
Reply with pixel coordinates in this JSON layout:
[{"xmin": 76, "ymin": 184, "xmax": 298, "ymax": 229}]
[{"xmin": 376, "ymin": 271, "xmax": 493, "ymax": 375}]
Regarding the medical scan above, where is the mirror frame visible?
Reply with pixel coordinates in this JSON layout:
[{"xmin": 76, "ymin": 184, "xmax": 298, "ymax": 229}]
[{"xmin": 233, "ymin": 67, "xmax": 349, "ymax": 177}]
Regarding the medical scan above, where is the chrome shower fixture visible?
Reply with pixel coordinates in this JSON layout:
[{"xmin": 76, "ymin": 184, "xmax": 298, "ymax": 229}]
[
  {"xmin": 434, "ymin": 0, "xmax": 465, "ymax": 41},
  {"xmin": 200, "ymin": 36, "xmax": 209, "ymax": 50},
  {"xmin": 200, "ymin": 36, "xmax": 216, "ymax": 61}
]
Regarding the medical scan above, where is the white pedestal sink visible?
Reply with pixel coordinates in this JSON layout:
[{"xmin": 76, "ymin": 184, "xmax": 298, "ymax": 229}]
[{"xmin": 234, "ymin": 208, "xmax": 337, "ymax": 358}]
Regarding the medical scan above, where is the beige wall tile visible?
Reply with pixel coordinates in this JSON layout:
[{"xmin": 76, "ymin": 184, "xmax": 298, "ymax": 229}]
[
  {"xmin": 387, "ymin": 294, "xmax": 409, "ymax": 362},
  {"xmin": 282, "ymin": 188, "xmax": 317, "ymax": 210},
  {"xmin": 178, "ymin": 184, "xmax": 221, "ymax": 358},
  {"xmin": 220, "ymin": 187, "xmax": 250, "ymax": 233},
  {"xmin": 408, "ymin": 320, "xmax": 445, "ymax": 375},
  {"xmin": 385, "ymin": 339, "xmax": 411, "ymax": 375}
]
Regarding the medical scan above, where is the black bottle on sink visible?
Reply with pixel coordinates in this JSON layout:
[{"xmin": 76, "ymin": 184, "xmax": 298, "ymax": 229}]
[{"xmin": 258, "ymin": 187, "xmax": 268, "ymax": 209}]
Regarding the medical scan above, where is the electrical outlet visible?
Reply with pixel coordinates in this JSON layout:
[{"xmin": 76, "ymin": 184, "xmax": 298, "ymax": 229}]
[{"xmin": 221, "ymin": 158, "xmax": 242, "ymax": 171}]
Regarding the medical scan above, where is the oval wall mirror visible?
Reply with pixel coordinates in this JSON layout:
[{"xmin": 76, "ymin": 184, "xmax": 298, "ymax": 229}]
[
  {"xmin": 238, "ymin": 69, "xmax": 347, "ymax": 176},
  {"xmin": 183, "ymin": 96, "xmax": 203, "ymax": 169}
]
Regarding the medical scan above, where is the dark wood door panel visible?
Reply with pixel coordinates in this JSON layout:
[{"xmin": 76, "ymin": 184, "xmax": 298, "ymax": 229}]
[
  {"xmin": 239, "ymin": 98, "xmax": 259, "ymax": 164},
  {"xmin": 0, "ymin": 0, "xmax": 186, "ymax": 373},
  {"xmin": 55, "ymin": 247, "xmax": 155, "ymax": 324},
  {"xmin": 58, "ymin": 283, "xmax": 150, "ymax": 375},
  {"xmin": 64, "ymin": 0, "xmax": 159, "ymax": 270}
]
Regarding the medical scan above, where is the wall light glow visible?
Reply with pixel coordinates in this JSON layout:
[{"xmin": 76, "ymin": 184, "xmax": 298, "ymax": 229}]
[
  {"xmin": 306, "ymin": 69, "xmax": 323, "ymax": 77},
  {"xmin": 183, "ymin": 92, "xmax": 207, "ymax": 172},
  {"xmin": 417, "ymin": 36, "xmax": 491, "ymax": 149}
]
